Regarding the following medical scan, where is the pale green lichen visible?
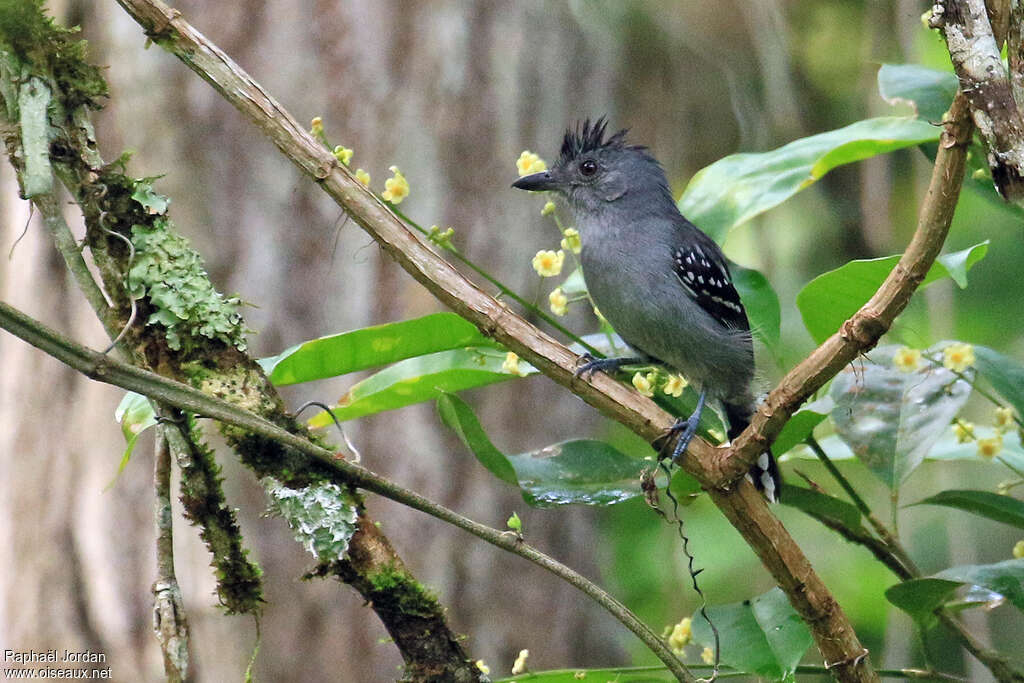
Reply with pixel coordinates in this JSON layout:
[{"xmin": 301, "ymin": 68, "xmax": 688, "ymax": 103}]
[
  {"xmin": 264, "ymin": 479, "xmax": 359, "ymax": 562},
  {"xmin": 127, "ymin": 182, "xmax": 251, "ymax": 353}
]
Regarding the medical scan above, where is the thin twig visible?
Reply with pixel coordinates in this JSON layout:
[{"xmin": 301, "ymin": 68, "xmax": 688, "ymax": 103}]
[
  {"xmin": 152, "ymin": 428, "xmax": 190, "ymax": 683},
  {"xmin": 805, "ymin": 436, "xmax": 920, "ymax": 577}
]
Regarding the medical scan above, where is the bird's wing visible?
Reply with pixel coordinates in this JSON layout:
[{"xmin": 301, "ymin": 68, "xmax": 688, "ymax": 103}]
[{"xmin": 671, "ymin": 229, "xmax": 750, "ymax": 332}]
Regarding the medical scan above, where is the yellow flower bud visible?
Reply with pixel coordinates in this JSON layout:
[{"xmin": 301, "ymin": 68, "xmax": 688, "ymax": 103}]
[
  {"xmin": 560, "ymin": 227, "xmax": 582, "ymax": 254},
  {"xmin": 549, "ymin": 287, "xmax": 569, "ymax": 316},
  {"xmin": 701, "ymin": 647, "xmax": 715, "ymax": 665},
  {"xmin": 502, "ymin": 352, "xmax": 525, "ymax": 377},
  {"xmin": 475, "ymin": 660, "xmax": 490, "ymax": 675},
  {"xmin": 1014, "ymin": 540, "xmax": 1024, "ymax": 559},
  {"xmin": 667, "ymin": 617, "xmax": 692, "ymax": 654},
  {"xmin": 354, "ymin": 168, "xmax": 371, "ymax": 186},
  {"xmin": 333, "ymin": 145, "xmax": 353, "ymax": 165},
  {"xmin": 631, "ymin": 371, "xmax": 654, "ymax": 397},
  {"xmin": 541, "ymin": 201, "xmax": 556, "ymax": 216}
]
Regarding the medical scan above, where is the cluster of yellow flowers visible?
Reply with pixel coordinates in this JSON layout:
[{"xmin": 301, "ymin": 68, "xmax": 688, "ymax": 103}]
[
  {"xmin": 311, "ymin": 118, "xmax": 409, "ymax": 199},
  {"xmin": 892, "ymin": 342, "xmax": 977, "ymax": 374},
  {"xmin": 951, "ymin": 405, "xmax": 1016, "ymax": 460},
  {"xmin": 666, "ymin": 617, "xmax": 692, "ymax": 655},
  {"xmin": 631, "ymin": 370, "xmax": 688, "ymax": 398}
]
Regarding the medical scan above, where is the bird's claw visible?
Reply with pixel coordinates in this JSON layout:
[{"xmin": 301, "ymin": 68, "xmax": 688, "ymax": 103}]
[
  {"xmin": 573, "ymin": 353, "xmax": 614, "ymax": 379},
  {"xmin": 662, "ymin": 415, "xmax": 700, "ymax": 464}
]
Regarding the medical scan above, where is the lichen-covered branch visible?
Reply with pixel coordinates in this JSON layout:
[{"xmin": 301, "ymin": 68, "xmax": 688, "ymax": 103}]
[{"xmin": 930, "ymin": 0, "xmax": 1024, "ymax": 203}]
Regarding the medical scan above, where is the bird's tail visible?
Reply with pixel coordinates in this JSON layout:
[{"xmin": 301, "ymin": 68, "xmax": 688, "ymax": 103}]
[{"xmin": 723, "ymin": 402, "xmax": 781, "ymax": 503}]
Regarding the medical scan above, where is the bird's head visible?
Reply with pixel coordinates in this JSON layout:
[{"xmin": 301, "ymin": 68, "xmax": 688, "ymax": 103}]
[{"xmin": 512, "ymin": 117, "xmax": 672, "ymax": 214}]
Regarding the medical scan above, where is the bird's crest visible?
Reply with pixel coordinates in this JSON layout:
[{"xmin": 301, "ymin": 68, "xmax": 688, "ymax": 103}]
[{"xmin": 559, "ymin": 117, "xmax": 631, "ymax": 165}]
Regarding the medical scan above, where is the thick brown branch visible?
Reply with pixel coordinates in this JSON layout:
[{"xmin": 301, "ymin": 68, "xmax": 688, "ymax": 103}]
[
  {"xmin": 931, "ymin": 0, "xmax": 1024, "ymax": 203},
  {"xmin": 109, "ymin": 1, "xmax": 891, "ymax": 679}
]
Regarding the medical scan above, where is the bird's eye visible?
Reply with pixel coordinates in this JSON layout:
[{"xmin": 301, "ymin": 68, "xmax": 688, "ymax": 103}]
[{"xmin": 580, "ymin": 159, "xmax": 598, "ymax": 177}]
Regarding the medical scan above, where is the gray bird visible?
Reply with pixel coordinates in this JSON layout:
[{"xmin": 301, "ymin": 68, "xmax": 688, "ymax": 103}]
[{"xmin": 513, "ymin": 118, "xmax": 780, "ymax": 501}]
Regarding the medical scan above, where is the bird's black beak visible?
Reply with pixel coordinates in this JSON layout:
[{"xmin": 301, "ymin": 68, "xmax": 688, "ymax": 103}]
[{"xmin": 512, "ymin": 171, "xmax": 558, "ymax": 192}]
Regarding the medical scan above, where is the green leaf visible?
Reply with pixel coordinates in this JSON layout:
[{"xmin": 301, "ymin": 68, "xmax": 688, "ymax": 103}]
[
  {"xmin": 829, "ymin": 343, "xmax": 974, "ymax": 488},
  {"xmin": 887, "ymin": 559, "xmax": 1024, "ymax": 620},
  {"xmin": 772, "ymin": 396, "xmax": 833, "ymax": 456},
  {"xmin": 434, "ymin": 393, "xmax": 662, "ymax": 506},
  {"xmin": 877, "ymin": 64, "xmax": 959, "ymax": 122},
  {"xmin": 436, "ymin": 393, "xmax": 518, "ymax": 484},
  {"xmin": 797, "ymin": 242, "xmax": 988, "ymax": 344},
  {"xmin": 731, "ymin": 263, "xmax": 781, "ymax": 353},
  {"xmin": 507, "ymin": 440, "xmax": 660, "ymax": 507},
  {"xmin": 974, "ymin": 346, "xmax": 1024, "ymax": 419},
  {"xmin": 113, "ymin": 391, "xmax": 157, "ymax": 480},
  {"xmin": 679, "ymin": 117, "xmax": 940, "ymax": 241},
  {"xmin": 263, "ymin": 479, "xmax": 358, "ymax": 562},
  {"xmin": 260, "ymin": 312, "xmax": 496, "ymax": 385},
  {"xmin": 494, "ymin": 667, "xmax": 673, "ymax": 683},
  {"xmin": 886, "ymin": 578, "xmax": 964, "ymax": 625},
  {"xmin": 910, "ymin": 490, "xmax": 1024, "ymax": 530},
  {"xmin": 690, "ymin": 587, "xmax": 813, "ymax": 681},
  {"xmin": 506, "ymin": 511, "xmax": 522, "ymax": 532},
  {"xmin": 308, "ymin": 348, "xmax": 533, "ymax": 427},
  {"xmin": 780, "ymin": 483, "xmax": 865, "ymax": 533}
]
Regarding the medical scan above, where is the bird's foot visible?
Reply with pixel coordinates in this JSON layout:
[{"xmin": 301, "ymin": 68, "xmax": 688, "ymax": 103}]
[
  {"xmin": 664, "ymin": 415, "xmax": 701, "ymax": 464},
  {"xmin": 659, "ymin": 388, "xmax": 707, "ymax": 464},
  {"xmin": 573, "ymin": 354, "xmax": 644, "ymax": 379}
]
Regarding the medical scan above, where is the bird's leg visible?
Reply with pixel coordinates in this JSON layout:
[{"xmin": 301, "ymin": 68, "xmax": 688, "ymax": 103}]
[
  {"xmin": 666, "ymin": 387, "xmax": 707, "ymax": 463},
  {"xmin": 574, "ymin": 353, "xmax": 649, "ymax": 379}
]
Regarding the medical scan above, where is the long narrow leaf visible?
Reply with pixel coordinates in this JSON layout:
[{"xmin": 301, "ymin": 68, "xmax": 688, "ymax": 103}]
[{"xmin": 260, "ymin": 312, "xmax": 496, "ymax": 385}]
